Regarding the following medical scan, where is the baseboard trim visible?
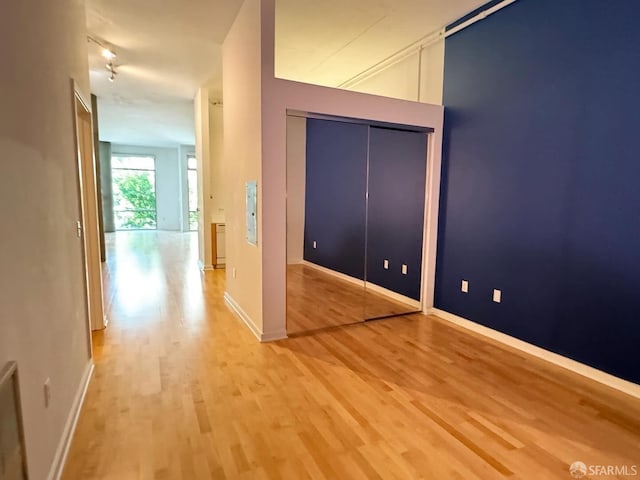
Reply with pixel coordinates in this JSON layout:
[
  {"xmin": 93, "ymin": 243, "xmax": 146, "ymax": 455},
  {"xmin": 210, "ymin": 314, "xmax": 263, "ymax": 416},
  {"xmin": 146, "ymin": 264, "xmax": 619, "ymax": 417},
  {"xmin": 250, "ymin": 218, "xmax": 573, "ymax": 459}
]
[
  {"xmin": 223, "ymin": 292, "xmax": 287, "ymax": 342},
  {"xmin": 301, "ymin": 261, "xmax": 363, "ymax": 287},
  {"xmin": 365, "ymin": 282, "xmax": 421, "ymax": 310},
  {"xmin": 429, "ymin": 308, "xmax": 640, "ymax": 400},
  {"xmin": 302, "ymin": 261, "xmax": 421, "ymax": 309},
  {"xmin": 224, "ymin": 292, "xmax": 261, "ymax": 340},
  {"xmin": 198, "ymin": 260, "xmax": 214, "ymax": 271},
  {"xmin": 47, "ymin": 360, "xmax": 94, "ymax": 480},
  {"xmin": 261, "ymin": 329, "xmax": 289, "ymax": 342}
]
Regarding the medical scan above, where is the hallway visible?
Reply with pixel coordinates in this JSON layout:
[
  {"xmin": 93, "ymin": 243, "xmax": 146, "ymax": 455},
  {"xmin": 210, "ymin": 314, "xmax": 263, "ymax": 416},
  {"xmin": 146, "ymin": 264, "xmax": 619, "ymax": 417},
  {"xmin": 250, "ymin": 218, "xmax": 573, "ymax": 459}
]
[{"xmin": 63, "ymin": 232, "xmax": 640, "ymax": 479}]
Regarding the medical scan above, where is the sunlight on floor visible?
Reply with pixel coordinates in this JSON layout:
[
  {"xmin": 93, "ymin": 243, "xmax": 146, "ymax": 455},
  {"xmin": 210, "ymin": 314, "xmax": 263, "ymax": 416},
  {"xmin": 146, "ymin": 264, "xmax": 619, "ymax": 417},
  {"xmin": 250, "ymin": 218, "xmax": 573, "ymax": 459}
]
[{"xmin": 103, "ymin": 231, "xmax": 206, "ymax": 327}]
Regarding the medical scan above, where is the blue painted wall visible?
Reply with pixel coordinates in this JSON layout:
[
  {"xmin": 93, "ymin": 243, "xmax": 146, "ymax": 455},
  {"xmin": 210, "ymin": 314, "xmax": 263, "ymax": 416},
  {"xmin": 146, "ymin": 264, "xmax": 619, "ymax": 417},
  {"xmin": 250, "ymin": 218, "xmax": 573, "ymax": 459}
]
[
  {"xmin": 304, "ymin": 119, "xmax": 368, "ymax": 279},
  {"xmin": 367, "ymin": 127, "xmax": 427, "ymax": 300},
  {"xmin": 437, "ymin": 0, "xmax": 640, "ymax": 383}
]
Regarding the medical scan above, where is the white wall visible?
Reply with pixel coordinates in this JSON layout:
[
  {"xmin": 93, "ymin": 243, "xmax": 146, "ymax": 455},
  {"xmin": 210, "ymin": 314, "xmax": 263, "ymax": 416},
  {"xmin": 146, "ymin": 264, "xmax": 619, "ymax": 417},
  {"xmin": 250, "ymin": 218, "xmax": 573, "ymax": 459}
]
[
  {"xmin": 111, "ymin": 144, "xmax": 183, "ymax": 231},
  {"xmin": 194, "ymin": 89, "xmax": 213, "ymax": 268},
  {"xmin": 286, "ymin": 115, "xmax": 306, "ymax": 264},
  {"xmin": 342, "ymin": 39, "xmax": 445, "ymax": 105},
  {"xmin": 419, "ymin": 40, "xmax": 445, "ymax": 105},
  {"xmin": 209, "ymin": 102, "xmax": 225, "ymax": 223},
  {"xmin": 222, "ymin": 0, "xmax": 265, "ymax": 332},
  {"xmin": 0, "ymin": 0, "xmax": 92, "ymax": 478},
  {"xmin": 192, "ymin": 92, "xmax": 224, "ymax": 268},
  {"xmin": 347, "ymin": 52, "xmax": 421, "ymax": 102}
]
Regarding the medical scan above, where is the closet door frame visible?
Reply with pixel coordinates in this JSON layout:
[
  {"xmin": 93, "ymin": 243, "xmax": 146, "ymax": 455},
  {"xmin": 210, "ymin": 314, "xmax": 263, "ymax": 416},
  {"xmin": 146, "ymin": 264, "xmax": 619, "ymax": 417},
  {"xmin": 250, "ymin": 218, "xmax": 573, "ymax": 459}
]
[{"xmin": 289, "ymin": 110, "xmax": 437, "ymax": 315}]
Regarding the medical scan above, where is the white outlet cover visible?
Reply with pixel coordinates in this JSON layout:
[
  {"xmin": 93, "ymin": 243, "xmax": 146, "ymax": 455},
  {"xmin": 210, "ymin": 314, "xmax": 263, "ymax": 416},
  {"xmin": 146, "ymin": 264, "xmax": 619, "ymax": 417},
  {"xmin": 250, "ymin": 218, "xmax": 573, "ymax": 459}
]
[
  {"xmin": 383, "ymin": 259, "xmax": 389, "ymax": 269},
  {"xmin": 461, "ymin": 280, "xmax": 469, "ymax": 293},
  {"xmin": 493, "ymin": 289, "xmax": 502, "ymax": 303},
  {"xmin": 313, "ymin": 241, "xmax": 317, "ymax": 249},
  {"xmin": 402, "ymin": 264, "xmax": 408, "ymax": 275}
]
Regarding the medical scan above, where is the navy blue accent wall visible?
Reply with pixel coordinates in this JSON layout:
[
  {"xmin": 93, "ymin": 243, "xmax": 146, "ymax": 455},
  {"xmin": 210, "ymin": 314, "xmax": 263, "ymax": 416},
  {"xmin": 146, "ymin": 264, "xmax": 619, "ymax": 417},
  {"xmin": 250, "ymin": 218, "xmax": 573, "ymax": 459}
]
[
  {"xmin": 367, "ymin": 128, "xmax": 427, "ymax": 300},
  {"xmin": 304, "ymin": 119, "xmax": 368, "ymax": 279},
  {"xmin": 438, "ymin": 0, "xmax": 640, "ymax": 382}
]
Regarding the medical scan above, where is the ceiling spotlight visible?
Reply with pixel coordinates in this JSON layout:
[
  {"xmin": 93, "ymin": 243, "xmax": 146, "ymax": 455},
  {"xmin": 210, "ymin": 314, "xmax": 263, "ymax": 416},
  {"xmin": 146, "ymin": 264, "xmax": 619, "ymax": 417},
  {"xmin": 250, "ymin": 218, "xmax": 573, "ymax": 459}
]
[
  {"xmin": 88, "ymin": 36, "xmax": 120, "ymax": 82},
  {"xmin": 88, "ymin": 35, "xmax": 117, "ymax": 59},
  {"xmin": 106, "ymin": 60, "xmax": 118, "ymax": 82},
  {"xmin": 102, "ymin": 48, "xmax": 117, "ymax": 60}
]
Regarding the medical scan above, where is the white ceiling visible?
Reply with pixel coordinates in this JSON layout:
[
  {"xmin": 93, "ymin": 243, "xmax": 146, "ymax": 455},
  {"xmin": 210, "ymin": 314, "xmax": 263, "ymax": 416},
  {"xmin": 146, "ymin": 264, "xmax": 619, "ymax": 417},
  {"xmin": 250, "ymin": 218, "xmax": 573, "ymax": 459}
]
[
  {"xmin": 86, "ymin": 0, "xmax": 243, "ymax": 147},
  {"xmin": 275, "ymin": 0, "xmax": 487, "ymax": 87},
  {"xmin": 87, "ymin": 0, "xmax": 487, "ymax": 148}
]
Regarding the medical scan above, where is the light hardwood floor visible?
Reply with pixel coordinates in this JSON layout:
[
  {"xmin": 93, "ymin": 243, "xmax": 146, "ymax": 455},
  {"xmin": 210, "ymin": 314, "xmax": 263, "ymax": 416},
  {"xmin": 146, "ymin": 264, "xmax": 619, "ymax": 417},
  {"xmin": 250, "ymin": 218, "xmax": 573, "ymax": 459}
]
[
  {"xmin": 286, "ymin": 264, "xmax": 418, "ymax": 334},
  {"xmin": 63, "ymin": 231, "xmax": 640, "ymax": 479}
]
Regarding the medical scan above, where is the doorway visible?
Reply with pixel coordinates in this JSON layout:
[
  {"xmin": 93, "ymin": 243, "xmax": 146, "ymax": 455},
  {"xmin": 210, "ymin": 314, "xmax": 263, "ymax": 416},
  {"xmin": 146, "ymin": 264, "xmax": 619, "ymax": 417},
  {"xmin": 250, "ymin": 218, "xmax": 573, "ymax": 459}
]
[{"xmin": 187, "ymin": 154, "xmax": 198, "ymax": 231}]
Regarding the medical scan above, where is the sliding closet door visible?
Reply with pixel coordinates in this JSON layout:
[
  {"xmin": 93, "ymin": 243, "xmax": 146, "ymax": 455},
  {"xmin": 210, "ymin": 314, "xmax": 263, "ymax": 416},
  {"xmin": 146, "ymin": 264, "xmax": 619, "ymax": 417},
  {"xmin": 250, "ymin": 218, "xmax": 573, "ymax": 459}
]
[
  {"xmin": 365, "ymin": 127, "xmax": 427, "ymax": 319},
  {"xmin": 286, "ymin": 117, "xmax": 428, "ymax": 333},
  {"xmin": 285, "ymin": 117, "xmax": 368, "ymax": 334},
  {"xmin": 304, "ymin": 119, "xmax": 368, "ymax": 279}
]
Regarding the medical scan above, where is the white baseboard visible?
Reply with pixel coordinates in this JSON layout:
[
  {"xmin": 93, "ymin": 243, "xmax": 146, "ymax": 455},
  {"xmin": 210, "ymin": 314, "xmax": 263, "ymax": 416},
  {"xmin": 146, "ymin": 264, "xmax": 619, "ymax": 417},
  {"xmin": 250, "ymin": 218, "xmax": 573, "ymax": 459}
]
[
  {"xmin": 364, "ymin": 282, "xmax": 421, "ymax": 310},
  {"xmin": 198, "ymin": 260, "xmax": 214, "ymax": 271},
  {"xmin": 261, "ymin": 328, "xmax": 289, "ymax": 342},
  {"xmin": 302, "ymin": 261, "xmax": 421, "ymax": 309},
  {"xmin": 301, "ymin": 261, "xmax": 363, "ymax": 287},
  {"xmin": 224, "ymin": 292, "xmax": 287, "ymax": 342},
  {"xmin": 429, "ymin": 308, "xmax": 640, "ymax": 400},
  {"xmin": 47, "ymin": 360, "xmax": 94, "ymax": 480}
]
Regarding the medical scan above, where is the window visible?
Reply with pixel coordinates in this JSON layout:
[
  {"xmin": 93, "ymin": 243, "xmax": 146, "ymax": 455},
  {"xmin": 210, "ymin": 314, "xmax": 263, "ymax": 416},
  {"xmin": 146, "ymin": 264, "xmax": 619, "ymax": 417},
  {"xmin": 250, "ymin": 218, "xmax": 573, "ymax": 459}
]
[
  {"xmin": 111, "ymin": 155, "xmax": 157, "ymax": 230},
  {"xmin": 187, "ymin": 155, "xmax": 198, "ymax": 231}
]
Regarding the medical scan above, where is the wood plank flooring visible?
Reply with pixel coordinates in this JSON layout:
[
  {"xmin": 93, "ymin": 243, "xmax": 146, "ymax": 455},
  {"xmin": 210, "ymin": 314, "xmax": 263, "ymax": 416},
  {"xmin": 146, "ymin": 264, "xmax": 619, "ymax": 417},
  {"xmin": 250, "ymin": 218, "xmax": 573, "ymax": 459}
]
[
  {"xmin": 63, "ymin": 231, "xmax": 640, "ymax": 479},
  {"xmin": 286, "ymin": 264, "xmax": 417, "ymax": 334}
]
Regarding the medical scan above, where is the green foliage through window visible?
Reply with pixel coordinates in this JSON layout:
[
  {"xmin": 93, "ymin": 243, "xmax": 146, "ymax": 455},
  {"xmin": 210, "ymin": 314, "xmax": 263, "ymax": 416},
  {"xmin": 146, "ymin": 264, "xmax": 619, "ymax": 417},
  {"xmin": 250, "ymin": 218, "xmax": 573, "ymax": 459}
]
[{"xmin": 112, "ymin": 156, "xmax": 157, "ymax": 230}]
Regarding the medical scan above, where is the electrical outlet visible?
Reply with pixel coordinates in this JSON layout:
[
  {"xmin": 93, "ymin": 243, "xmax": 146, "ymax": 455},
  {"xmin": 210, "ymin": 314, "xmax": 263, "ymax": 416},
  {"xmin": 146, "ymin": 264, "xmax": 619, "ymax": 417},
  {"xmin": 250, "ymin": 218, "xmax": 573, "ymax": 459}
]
[
  {"xmin": 232, "ymin": 267, "xmax": 237, "ymax": 279},
  {"xmin": 402, "ymin": 264, "xmax": 408, "ymax": 275},
  {"xmin": 493, "ymin": 289, "xmax": 502, "ymax": 303},
  {"xmin": 383, "ymin": 259, "xmax": 389, "ymax": 270},
  {"xmin": 44, "ymin": 378, "xmax": 51, "ymax": 408},
  {"xmin": 312, "ymin": 241, "xmax": 317, "ymax": 249},
  {"xmin": 461, "ymin": 280, "xmax": 469, "ymax": 293}
]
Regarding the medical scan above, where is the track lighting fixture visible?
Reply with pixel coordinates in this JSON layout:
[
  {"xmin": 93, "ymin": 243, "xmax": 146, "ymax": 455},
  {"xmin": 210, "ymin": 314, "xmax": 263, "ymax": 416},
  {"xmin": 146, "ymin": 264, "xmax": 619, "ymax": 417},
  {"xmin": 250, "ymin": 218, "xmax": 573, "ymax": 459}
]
[
  {"xmin": 106, "ymin": 60, "xmax": 118, "ymax": 82},
  {"xmin": 88, "ymin": 35, "xmax": 119, "ymax": 82}
]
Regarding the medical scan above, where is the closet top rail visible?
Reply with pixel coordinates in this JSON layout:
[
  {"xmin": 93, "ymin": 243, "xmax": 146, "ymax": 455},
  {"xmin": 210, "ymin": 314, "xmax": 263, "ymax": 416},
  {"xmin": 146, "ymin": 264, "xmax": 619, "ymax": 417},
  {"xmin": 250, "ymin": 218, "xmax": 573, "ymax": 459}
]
[{"xmin": 286, "ymin": 110, "xmax": 434, "ymax": 134}]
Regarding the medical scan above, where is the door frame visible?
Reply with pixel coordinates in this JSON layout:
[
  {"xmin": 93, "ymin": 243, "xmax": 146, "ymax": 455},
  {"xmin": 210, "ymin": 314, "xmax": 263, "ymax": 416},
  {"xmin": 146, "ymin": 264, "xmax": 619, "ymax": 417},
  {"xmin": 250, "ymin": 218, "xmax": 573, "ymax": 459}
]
[{"xmin": 71, "ymin": 80, "xmax": 105, "ymax": 342}]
